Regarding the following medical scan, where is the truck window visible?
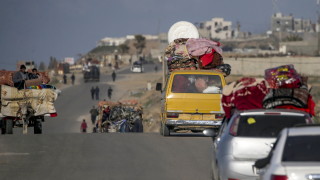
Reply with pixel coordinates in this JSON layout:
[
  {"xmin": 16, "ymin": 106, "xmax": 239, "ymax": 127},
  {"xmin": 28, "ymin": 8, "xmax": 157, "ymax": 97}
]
[{"xmin": 171, "ymin": 74, "xmax": 222, "ymax": 94}]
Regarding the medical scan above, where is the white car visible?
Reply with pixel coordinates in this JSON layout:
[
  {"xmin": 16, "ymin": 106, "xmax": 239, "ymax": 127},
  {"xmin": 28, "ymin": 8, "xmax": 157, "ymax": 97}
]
[
  {"xmin": 131, "ymin": 64, "xmax": 144, "ymax": 73},
  {"xmin": 255, "ymin": 125, "xmax": 320, "ymax": 180},
  {"xmin": 204, "ymin": 109, "xmax": 314, "ymax": 180}
]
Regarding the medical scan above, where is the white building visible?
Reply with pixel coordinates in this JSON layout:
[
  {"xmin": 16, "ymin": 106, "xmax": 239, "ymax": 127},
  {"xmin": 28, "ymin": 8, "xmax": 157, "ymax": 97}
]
[
  {"xmin": 199, "ymin": 18, "xmax": 233, "ymax": 40},
  {"xmin": 97, "ymin": 37, "xmax": 127, "ymax": 46},
  {"xmin": 98, "ymin": 34, "xmax": 159, "ymax": 47}
]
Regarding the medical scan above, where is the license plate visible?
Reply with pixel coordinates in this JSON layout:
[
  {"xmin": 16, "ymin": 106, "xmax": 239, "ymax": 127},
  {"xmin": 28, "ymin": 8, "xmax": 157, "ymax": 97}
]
[
  {"xmin": 179, "ymin": 114, "xmax": 191, "ymax": 120},
  {"xmin": 203, "ymin": 114, "xmax": 215, "ymax": 120},
  {"xmin": 191, "ymin": 115, "xmax": 202, "ymax": 120}
]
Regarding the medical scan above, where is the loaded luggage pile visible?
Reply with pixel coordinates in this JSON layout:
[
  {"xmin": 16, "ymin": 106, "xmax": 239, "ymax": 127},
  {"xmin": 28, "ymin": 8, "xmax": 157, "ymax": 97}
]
[
  {"xmin": 263, "ymin": 64, "xmax": 315, "ymax": 116},
  {"xmin": 165, "ymin": 38, "xmax": 231, "ymax": 76},
  {"xmin": 221, "ymin": 64, "xmax": 315, "ymax": 119},
  {"xmin": 97, "ymin": 99, "xmax": 143, "ymax": 133},
  {"xmin": 0, "ymin": 70, "xmax": 58, "ymax": 134}
]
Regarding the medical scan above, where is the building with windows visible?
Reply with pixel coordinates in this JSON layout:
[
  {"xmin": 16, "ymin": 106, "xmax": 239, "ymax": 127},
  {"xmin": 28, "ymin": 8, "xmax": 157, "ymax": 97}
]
[
  {"xmin": 198, "ymin": 18, "xmax": 233, "ymax": 40},
  {"xmin": 271, "ymin": 13, "xmax": 314, "ymax": 33}
]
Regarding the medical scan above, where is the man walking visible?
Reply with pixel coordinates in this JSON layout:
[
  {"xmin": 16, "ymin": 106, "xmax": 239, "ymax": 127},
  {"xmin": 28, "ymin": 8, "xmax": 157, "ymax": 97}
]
[
  {"xmin": 90, "ymin": 106, "xmax": 99, "ymax": 125},
  {"xmin": 71, "ymin": 73, "xmax": 75, "ymax": 85},
  {"xmin": 111, "ymin": 71, "xmax": 116, "ymax": 82},
  {"xmin": 107, "ymin": 87, "xmax": 113, "ymax": 99},
  {"xmin": 154, "ymin": 65, "xmax": 158, "ymax": 72},
  {"xmin": 90, "ymin": 86, "xmax": 95, "ymax": 100},
  {"xmin": 95, "ymin": 86, "xmax": 100, "ymax": 100},
  {"xmin": 63, "ymin": 74, "xmax": 67, "ymax": 84}
]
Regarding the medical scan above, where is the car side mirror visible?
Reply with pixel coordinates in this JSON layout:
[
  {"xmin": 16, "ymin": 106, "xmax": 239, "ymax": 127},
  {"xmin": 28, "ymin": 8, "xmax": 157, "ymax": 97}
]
[
  {"xmin": 203, "ymin": 128, "xmax": 217, "ymax": 137},
  {"xmin": 156, "ymin": 83, "xmax": 162, "ymax": 91}
]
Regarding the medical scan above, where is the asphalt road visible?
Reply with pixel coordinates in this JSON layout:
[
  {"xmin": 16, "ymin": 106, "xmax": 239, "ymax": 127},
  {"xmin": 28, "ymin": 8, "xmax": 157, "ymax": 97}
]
[{"xmin": 0, "ymin": 63, "xmax": 214, "ymax": 180}]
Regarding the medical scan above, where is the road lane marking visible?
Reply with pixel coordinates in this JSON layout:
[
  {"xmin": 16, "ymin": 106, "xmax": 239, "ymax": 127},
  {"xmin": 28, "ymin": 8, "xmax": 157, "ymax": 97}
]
[{"xmin": 0, "ymin": 152, "xmax": 30, "ymax": 156}]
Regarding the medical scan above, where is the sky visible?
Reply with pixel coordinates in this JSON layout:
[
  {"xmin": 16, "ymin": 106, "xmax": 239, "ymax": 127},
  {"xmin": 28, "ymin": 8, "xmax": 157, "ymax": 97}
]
[{"xmin": 0, "ymin": 0, "xmax": 318, "ymax": 70}]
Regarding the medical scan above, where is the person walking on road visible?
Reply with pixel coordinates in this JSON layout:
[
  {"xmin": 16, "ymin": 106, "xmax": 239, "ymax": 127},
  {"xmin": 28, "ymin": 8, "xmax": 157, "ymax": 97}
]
[
  {"xmin": 107, "ymin": 87, "xmax": 113, "ymax": 99},
  {"xmin": 71, "ymin": 73, "xmax": 75, "ymax": 85},
  {"xmin": 80, "ymin": 119, "xmax": 87, "ymax": 133},
  {"xmin": 63, "ymin": 74, "xmax": 67, "ymax": 84},
  {"xmin": 90, "ymin": 86, "xmax": 95, "ymax": 100},
  {"xmin": 154, "ymin": 65, "xmax": 158, "ymax": 72},
  {"xmin": 111, "ymin": 71, "xmax": 116, "ymax": 82},
  {"xmin": 90, "ymin": 106, "xmax": 99, "ymax": 125},
  {"xmin": 95, "ymin": 86, "xmax": 100, "ymax": 100}
]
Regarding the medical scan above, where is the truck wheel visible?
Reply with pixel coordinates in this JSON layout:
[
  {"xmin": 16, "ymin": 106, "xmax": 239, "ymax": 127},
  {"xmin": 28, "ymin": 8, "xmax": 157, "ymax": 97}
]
[
  {"xmin": 5, "ymin": 119, "xmax": 13, "ymax": 134},
  {"xmin": 34, "ymin": 120, "xmax": 42, "ymax": 134},
  {"xmin": 161, "ymin": 123, "xmax": 170, "ymax": 136},
  {"xmin": 1, "ymin": 119, "xmax": 5, "ymax": 134}
]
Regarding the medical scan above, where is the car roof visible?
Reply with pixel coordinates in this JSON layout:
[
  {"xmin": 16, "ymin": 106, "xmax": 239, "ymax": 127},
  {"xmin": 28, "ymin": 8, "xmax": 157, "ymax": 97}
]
[
  {"xmin": 235, "ymin": 109, "xmax": 309, "ymax": 117},
  {"xmin": 287, "ymin": 126, "xmax": 320, "ymax": 136}
]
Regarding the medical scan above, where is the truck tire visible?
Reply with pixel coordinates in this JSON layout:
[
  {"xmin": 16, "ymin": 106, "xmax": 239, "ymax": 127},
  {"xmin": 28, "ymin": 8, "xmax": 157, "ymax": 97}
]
[
  {"xmin": 161, "ymin": 123, "xmax": 170, "ymax": 136},
  {"xmin": 5, "ymin": 119, "xmax": 13, "ymax": 134},
  {"xmin": 1, "ymin": 119, "xmax": 5, "ymax": 134},
  {"xmin": 34, "ymin": 119, "xmax": 42, "ymax": 134}
]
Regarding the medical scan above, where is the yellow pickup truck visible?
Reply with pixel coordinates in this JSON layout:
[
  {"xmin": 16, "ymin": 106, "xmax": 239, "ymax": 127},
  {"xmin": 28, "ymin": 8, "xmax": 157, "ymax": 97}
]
[{"xmin": 156, "ymin": 70, "xmax": 226, "ymax": 136}]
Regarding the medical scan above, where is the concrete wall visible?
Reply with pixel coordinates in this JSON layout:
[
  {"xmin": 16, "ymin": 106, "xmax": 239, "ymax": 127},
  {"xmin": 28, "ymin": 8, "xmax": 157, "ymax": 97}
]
[{"xmin": 224, "ymin": 57, "xmax": 320, "ymax": 76}]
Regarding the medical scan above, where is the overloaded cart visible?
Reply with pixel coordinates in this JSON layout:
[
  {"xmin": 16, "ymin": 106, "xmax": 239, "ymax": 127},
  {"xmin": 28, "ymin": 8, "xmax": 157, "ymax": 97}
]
[
  {"xmin": 156, "ymin": 21, "xmax": 232, "ymax": 136},
  {"xmin": 0, "ymin": 70, "xmax": 58, "ymax": 134},
  {"xmin": 97, "ymin": 99, "xmax": 143, "ymax": 133},
  {"xmin": 221, "ymin": 64, "xmax": 315, "ymax": 120}
]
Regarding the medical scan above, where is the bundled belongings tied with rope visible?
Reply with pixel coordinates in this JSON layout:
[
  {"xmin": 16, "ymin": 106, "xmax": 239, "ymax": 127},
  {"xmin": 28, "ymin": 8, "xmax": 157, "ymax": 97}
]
[
  {"xmin": 165, "ymin": 38, "xmax": 231, "ymax": 76},
  {"xmin": 97, "ymin": 99, "xmax": 143, "ymax": 133},
  {"xmin": 222, "ymin": 77, "xmax": 269, "ymax": 119},
  {"xmin": 0, "ymin": 85, "xmax": 58, "ymax": 117},
  {"xmin": 263, "ymin": 64, "xmax": 315, "ymax": 116}
]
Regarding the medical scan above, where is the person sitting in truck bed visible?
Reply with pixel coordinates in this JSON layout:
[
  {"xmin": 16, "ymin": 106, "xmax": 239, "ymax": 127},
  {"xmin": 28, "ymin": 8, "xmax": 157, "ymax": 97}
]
[
  {"xmin": 13, "ymin": 64, "xmax": 28, "ymax": 90},
  {"xmin": 28, "ymin": 68, "xmax": 40, "ymax": 80}
]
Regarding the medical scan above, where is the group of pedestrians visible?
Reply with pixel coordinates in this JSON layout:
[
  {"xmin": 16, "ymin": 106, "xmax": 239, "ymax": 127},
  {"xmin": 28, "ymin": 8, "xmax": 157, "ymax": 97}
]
[
  {"xmin": 63, "ymin": 73, "xmax": 76, "ymax": 85},
  {"xmin": 91, "ymin": 86, "xmax": 100, "ymax": 100},
  {"xmin": 80, "ymin": 105, "xmax": 99, "ymax": 133},
  {"xmin": 81, "ymin": 70, "xmax": 118, "ymax": 133}
]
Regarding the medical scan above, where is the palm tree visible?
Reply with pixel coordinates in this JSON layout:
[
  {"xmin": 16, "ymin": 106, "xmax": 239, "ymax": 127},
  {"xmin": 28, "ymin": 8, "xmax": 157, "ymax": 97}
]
[
  {"xmin": 134, "ymin": 35, "xmax": 146, "ymax": 56},
  {"xmin": 118, "ymin": 43, "xmax": 130, "ymax": 54}
]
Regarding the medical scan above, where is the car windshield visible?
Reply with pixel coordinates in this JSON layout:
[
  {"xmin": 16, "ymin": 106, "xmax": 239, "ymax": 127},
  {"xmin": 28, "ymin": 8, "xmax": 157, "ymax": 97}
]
[
  {"xmin": 236, "ymin": 115, "xmax": 306, "ymax": 137},
  {"xmin": 171, "ymin": 74, "xmax": 222, "ymax": 94},
  {"xmin": 282, "ymin": 135, "xmax": 320, "ymax": 162}
]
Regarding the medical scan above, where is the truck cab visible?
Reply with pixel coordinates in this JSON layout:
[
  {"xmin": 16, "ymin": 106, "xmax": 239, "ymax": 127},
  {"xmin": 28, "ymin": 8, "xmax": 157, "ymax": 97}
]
[
  {"xmin": 83, "ymin": 66, "xmax": 100, "ymax": 82},
  {"xmin": 157, "ymin": 70, "xmax": 226, "ymax": 136}
]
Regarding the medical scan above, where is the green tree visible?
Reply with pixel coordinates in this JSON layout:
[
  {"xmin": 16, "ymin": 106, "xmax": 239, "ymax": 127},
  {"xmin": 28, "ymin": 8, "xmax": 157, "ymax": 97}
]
[
  {"xmin": 284, "ymin": 34, "xmax": 303, "ymax": 42},
  {"xmin": 134, "ymin": 35, "xmax": 146, "ymax": 55},
  {"xmin": 48, "ymin": 56, "xmax": 58, "ymax": 70},
  {"xmin": 118, "ymin": 43, "xmax": 130, "ymax": 54}
]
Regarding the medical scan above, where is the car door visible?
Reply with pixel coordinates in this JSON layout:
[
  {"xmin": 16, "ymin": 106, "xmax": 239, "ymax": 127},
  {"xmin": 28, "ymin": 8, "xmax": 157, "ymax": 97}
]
[{"xmin": 212, "ymin": 120, "xmax": 228, "ymax": 179}]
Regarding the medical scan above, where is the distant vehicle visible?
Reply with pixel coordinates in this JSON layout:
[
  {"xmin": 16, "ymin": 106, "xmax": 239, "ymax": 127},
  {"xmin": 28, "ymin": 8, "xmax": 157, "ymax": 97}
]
[
  {"xmin": 255, "ymin": 125, "xmax": 320, "ymax": 180},
  {"xmin": 0, "ymin": 85, "xmax": 58, "ymax": 134},
  {"xmin": 204, "ymin": 109, "xmax": 314, "ymax": 180},
  {"xmin": 83, "ymin": 66, "xmax": 100, "ymax": 82},
  {"xmin": 131, "ymin": 61, "xmax": 144, "ymax": 73}
]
